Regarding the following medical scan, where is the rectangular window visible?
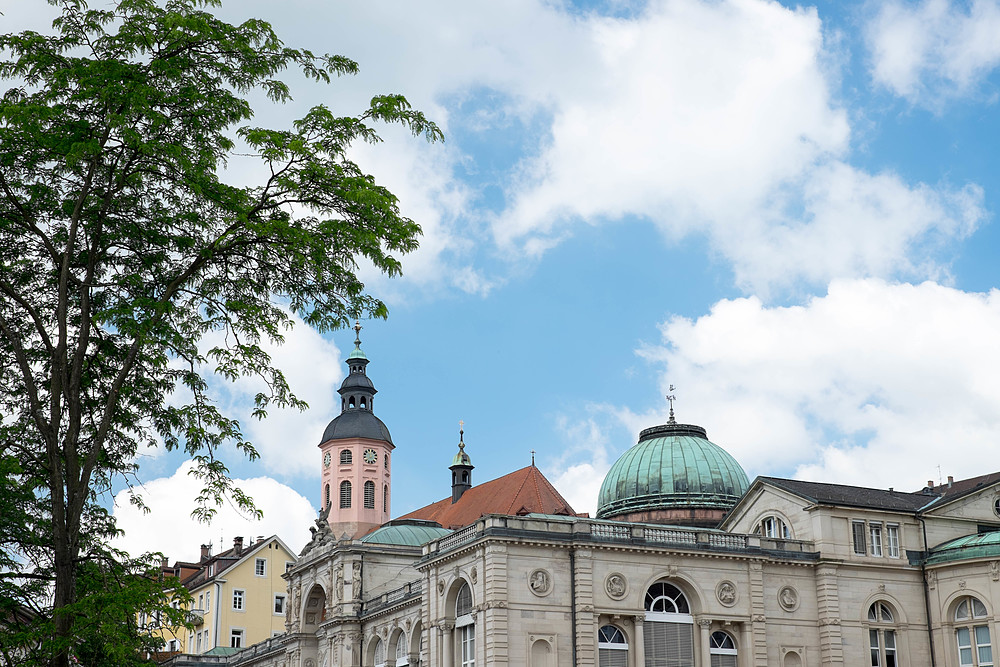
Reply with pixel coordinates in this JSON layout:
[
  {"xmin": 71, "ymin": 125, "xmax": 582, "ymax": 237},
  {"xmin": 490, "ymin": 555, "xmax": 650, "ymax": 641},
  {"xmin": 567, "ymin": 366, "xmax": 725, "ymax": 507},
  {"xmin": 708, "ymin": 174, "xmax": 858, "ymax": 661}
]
[
  {"xmin": 976, "ymin": 625, "xmax": 994, "ymax": 667},
  {"xmin": 274, "ymin": 594, "xmax": 286, "ymax": 615},
  {"xmin": 885, "ymin": 630, "xmax": 897, "ymax": 667},
  {"xmin": 230, "ymin": 628, "xmax": 244, "ymax": 649},
  {"xmin": 198, "ymin": 593, "xmax": 204, "ymax": 610},
  {"xmin": 870, "ymin": 629, "xmax": 881, "ymax": 666},
  {"xmin": 196, "ymin": 632, "xmax": 202, "ymax": 654},
  {"xmin": 232, "ymin": 589, "xmax": 245, "ymax": 611},
  {"xmin": 205, "ymin": 590, "xmax": 211, "ymax": 611},
  {"xmin": 459, "ymin": 624, "xmax": 475, "ymax": 667},
  {"xmin": 286, "ymin": 561, "xmax": 294, "ymax": 573},
  {"xmin": 255, "ymin": 557, "xmax": 266, "ymax": 577},
  {"xmin": 958, "ymin": 627, "xmax": 974, "ymax": 667},
  {"xmin": 852, "ymin": 521, "xmax": 867, "ymax": 555},
  {"xmin": 886, "ymin": 524, "xmax": 900, "ymax": 558},
  {"xmin": 870, "ymin": 523, "xmax": 883, "ymax": 557}
]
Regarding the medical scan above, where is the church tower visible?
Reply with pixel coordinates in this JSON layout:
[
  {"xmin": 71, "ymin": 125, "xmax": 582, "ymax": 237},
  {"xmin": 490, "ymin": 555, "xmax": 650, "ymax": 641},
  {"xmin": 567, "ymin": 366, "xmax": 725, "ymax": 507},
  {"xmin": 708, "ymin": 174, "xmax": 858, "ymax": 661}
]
[{"xmin": 318, "ymin": 323, "xmax": 393, "ymax": 539}]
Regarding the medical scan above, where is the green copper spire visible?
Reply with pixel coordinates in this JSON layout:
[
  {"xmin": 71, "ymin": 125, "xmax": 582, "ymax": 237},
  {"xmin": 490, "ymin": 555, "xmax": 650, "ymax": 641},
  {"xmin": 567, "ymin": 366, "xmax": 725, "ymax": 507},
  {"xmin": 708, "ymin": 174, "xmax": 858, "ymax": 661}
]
[{"xmin": 348, "ymin": 320, "xmax": 368, "ymax": 361}]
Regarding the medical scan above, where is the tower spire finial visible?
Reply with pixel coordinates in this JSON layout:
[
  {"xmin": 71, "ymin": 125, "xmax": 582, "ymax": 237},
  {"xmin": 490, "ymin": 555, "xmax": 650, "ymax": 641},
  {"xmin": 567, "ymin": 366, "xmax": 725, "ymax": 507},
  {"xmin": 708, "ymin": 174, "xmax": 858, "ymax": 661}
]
[
  {"xmin": 666, "ymin": 385, "xmax": 676, "ymax": 424},
  {"xmin": 353, "ymin": 319, "xmax": 362, "ymax": 347},
  {"xmin": 458, "ymin": 420, "xmax": 465, "ymax": 450}
]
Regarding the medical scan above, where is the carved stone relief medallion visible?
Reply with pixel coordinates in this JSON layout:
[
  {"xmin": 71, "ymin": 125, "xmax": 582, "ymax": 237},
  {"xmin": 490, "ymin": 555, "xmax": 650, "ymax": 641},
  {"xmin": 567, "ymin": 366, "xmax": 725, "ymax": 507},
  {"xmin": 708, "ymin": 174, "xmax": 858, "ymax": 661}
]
[
  {"xmin": 716, "ymin": 580, "xmax": 738, "ymax": 607},
  {"xmin": 528, "ymin": 568, "xmax": 552, "ymax": 596},
  {"xmin": 778, "ymin": 585, "xmax": 799, "ymax": 612},
  {"xmin": 605, "ymin": 573, "xmax": 628, "ymax": 600}
]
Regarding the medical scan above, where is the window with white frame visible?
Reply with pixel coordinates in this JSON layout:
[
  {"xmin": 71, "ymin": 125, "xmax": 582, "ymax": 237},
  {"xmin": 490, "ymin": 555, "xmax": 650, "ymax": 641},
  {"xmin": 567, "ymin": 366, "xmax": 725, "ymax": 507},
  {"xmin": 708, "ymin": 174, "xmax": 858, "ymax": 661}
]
[
  {"xmin": 286, "ymin": 561, "xmax": 294, "ymax": 573},
  {"xmin": 886, "ymin": 524, "xmax": 900, "ymax": 558},
  {"xmin": 869, "ymin": 523, "xmax": 883, "ymax": 557},
  {"xmin": 644, "ymin": 582, "xmax": 694, "ymax": 666},
  {"xmin": 196, "ymin": 632, "xmax": 202, "ymax": 653},
  {"xmin": 197, "ymin": 593, "xmax": 204, "ymax": 610},
  {"xmin": 374, "ymin": 638, "xmax": 386, "ymax": 667},
  {"xmin": 456, "ymin": 582, "xmax": 475, "ymax": 667},
  {"xmin": 755, "ymin": 515, "xmax": 791, "ymax": 539},
  {"xmin": 255, "ymin": 557, "xmax": 266, "ymax": 577},
  {"xmin": 956, "ymin": 596, "xmax": 993, "ymax": 667},
  {"xmin": 274, "ymin": 594, "xmax": 286, "ymax": 615},
  {"xmin": 868, "ymin": 602, "xmax": 898, "ymax": 667},
  {"xmin": 205, "ymin": 590, "xmax": 211, "ymax": 611},
  {"xmin": 230, "ymin": 628, "xmax": 244, "ymax": 648},
  {"xmin": 710, "ymin": 631, "xmax": 738, "ymax": 667},
  {"xmin": 852, "ymin": 521, "xmax": 867, "ymax": 555},
  {"xmin": 598, "ymin": 624, "xmax": 628, "ymax": 667},
  {"xmin": 232, "ymin": 589, "xmax": 245, "ymax": 611},
  {"xmin": 395, "ymin": 633, "xmax": 409, "ymax": 666}
]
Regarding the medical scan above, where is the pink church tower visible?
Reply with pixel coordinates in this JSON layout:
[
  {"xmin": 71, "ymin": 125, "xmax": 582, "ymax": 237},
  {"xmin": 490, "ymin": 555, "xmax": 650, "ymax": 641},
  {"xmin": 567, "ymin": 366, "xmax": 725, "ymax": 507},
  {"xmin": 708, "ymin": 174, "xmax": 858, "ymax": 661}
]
[{"xmin": 318, "ymin": 323, "xmax": 393, "ymax": 539}]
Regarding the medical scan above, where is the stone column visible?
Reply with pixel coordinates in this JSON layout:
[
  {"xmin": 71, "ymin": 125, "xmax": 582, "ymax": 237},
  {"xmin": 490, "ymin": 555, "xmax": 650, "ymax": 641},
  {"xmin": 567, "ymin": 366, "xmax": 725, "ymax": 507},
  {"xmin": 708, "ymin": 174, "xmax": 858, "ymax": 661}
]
[
  {"xmin": 441, "ymin": 622, "xmax": 455, "ymax": 667},
  {"xmin": 632, "ymin": 615, "xmax": 646, "ymax": 667},
  {"xmin": 740, "ymin": 623, "xmax": 754, "ymax": 667},
  {"xmin": 697, "ymin": 618, "xmax": 712, "ymax": 667}
]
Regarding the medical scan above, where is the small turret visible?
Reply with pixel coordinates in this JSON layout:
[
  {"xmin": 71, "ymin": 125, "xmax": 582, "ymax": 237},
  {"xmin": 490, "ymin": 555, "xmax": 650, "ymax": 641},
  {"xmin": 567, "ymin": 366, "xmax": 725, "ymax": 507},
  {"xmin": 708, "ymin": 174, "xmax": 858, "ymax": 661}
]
[{"xmin": 450, "ymin": 422, "xmax": 474, "ymax": 503}]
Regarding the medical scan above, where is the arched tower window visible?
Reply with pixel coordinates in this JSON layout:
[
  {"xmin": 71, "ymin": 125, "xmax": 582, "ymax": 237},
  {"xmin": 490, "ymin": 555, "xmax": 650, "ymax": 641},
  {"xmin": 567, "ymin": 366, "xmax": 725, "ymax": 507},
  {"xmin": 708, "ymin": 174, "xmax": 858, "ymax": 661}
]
[
  {"xmin": 710, "ymin": 631, "xmax": 738, "ymax": 667},
  {"xmin": 456, "ymin": 583, "xmax": 475, "ymax": 667},
  {"xmin": 349, "ymin": 395, "xmax": 356, "ymax": 408},
  {"xmin": 324, "ymin": 484, "xmax": 330, "ymax": 509},
  {"xmin": 360, "ymin": 396, "xmax": 367, "ymax": 409},
  {"xmin": 339, "ymin": 480, "xmax": 352, "ymax": 509},
  {"xmin": 340, "ymin": 449, "xmax": 352, "ymax": 465},
  {"xmin": 644, "ymin": 582, "xmax": 693, "ymax": 666},
  {"xmin": 373, "ymin": 638, "xmax": 386, "ymax": 667},
  {"xmin": 955, "ymin": 596, "xmax": 992, "ymax": 667},
  {"xmin": 383, "ymin": 484, "xmax": 388, "ymax": 512},
  {"xmin": 364, "ymin": 481, "xmax": 375, "ymax": 509},
  {"xmin": 598, "ymin": 625, "xmax": 628, "ymax": 667}
]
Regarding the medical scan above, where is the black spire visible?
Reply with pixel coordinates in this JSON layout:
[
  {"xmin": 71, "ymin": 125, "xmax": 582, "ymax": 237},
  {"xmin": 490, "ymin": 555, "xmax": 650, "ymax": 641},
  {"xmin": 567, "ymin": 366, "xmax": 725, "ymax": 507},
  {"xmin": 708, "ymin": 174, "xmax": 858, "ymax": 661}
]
[{"xmin": 450, "ymin": 421, "xmax": 474, "ymax": 503}]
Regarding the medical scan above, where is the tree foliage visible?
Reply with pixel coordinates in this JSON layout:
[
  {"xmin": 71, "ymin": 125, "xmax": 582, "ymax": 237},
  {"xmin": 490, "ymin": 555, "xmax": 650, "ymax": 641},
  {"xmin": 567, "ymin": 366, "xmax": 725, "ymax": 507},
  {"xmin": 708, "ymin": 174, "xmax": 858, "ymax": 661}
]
[{"xmin": 0, "ymin": 0, "xmax": 440, "ymax": 663}]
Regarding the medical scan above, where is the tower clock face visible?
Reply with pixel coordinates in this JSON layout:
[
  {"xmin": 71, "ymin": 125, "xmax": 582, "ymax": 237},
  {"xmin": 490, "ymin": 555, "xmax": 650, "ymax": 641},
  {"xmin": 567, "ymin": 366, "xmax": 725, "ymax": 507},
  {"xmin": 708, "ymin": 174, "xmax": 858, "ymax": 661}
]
[
  {"xmin": 323, "ymin": 452, "xmax": 331, "ymax": 468},
  {"xmin": 363, "ymin": 448, "xmax": 377, "ymax": 464}
]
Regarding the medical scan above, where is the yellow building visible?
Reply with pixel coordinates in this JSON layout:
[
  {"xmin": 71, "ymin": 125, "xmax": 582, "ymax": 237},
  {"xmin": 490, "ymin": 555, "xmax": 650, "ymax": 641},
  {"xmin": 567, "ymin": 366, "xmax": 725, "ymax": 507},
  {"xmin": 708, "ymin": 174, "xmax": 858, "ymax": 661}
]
[{"xmin": 157, "ymin": 535, "xmax": 297, "ymax": 656}]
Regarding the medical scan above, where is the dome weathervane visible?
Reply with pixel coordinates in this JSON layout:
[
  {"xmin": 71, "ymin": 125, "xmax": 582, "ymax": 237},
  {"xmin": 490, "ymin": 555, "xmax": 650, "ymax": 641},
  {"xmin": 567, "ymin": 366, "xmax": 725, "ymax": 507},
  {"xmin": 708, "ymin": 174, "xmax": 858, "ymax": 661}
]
[{"xmin": 666, "ymin": 385, "xmax": 677, "ymax": 424}]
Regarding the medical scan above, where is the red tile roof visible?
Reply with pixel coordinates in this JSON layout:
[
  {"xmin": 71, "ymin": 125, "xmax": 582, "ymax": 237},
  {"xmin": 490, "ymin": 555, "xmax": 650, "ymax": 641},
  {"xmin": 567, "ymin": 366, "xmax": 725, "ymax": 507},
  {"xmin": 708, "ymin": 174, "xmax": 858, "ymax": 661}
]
[{"xmin": 397, "ymin": 465, "xmax": 579, "ymax": 530}]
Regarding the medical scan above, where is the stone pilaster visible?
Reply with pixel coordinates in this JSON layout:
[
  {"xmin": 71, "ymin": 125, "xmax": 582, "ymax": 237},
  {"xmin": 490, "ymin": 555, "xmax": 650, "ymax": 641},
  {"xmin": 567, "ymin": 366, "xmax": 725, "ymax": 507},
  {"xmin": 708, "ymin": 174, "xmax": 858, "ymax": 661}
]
[
  {"xmin": 816, "ymin": 563, "xmax": 844, "ymax": 666},
  {"xmin": 483, "ymin": 543, "xmax": 509, "ymax": 665},
  {"xmin": 573, "ymin": 548, "xmax": 596, "ymax": 666},
  {"xmin": 748, "ymin": 561, "xmax": 768, "ymax": 666}
]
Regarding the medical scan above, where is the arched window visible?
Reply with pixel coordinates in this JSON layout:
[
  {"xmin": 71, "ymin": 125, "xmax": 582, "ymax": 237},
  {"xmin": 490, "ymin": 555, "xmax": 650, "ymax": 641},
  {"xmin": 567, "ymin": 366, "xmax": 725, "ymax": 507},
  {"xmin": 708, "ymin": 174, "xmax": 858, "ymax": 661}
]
[
  {"xmin": 598, "ymin": 625, "xmax": 628, "ymax": 667},
  {"xmin": 755, "ymin": 516, "xmax": 791, "ymax": 539},
  {"xmin": 340, "ymin": 481, "xmax": 352, "ymax": 508},
  {"xmin": 340, "ymin": 449, "xmax": 352, "ymax": 465},
  {"xmin": 383, "ymin": 485, "xmax": 388, "ymax": 512},
  {"xmin": 373, "ymin": 638, "xmax": 386, "ymax": 667},
  {"xmin": 349, "ymin": 395, "xmax": 356, "ymax": 408},
  {"xmin": 324, "ymin": 484, "xmax": 330, "ymax": 509},
  {"xmin": 360, "ymin": 396, "xmax": 367, "ymax": 409},
  {"xmin": 384, "ymin": 452, "xmax": 388, "ymax": 469},
  {"xmin": 456, "ymin": 583, "xmax": 475, "ymax": 667},
  {"xmin": 395, "ymin": 633, "xmax": 409, "ymax": 666},
  {"xmin": 364, "ymin": 481, "xmax": 375, "ymax": 509},
  {"xmin": 644, "ymin": 582, "xmax": 693, "ymax": 666},
  {"xmin": 867, "ymin": 602, "xmax": 898, "ymax": 667},
  {"xmin": 710, "ymin": 631, "xmax": 738, "ymax": 667},
  {"xmin": 955, "ymin": 596, "xmax": 992, "ymax": 667}
]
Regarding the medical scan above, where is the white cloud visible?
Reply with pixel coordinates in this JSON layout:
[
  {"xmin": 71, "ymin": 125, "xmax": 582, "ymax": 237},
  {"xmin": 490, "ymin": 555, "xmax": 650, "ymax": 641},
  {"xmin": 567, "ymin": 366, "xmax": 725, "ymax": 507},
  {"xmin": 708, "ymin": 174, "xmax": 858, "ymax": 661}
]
[
  {"xmin": 188, "ymin": 311, "xmax": 344, "ymax": 478},
  {"xmin": 112, "ymin": 462, "xmax": 317, "ymax": 559},
  {"xmin": 632, "ymin": 279, "xmax": 1000, "ymax": 488},
  {"xmin": 867, "ymin": 0, "xmax": 1000, "ymax": 104},
  {"xmin": 549, "ymin": 414, "xmax": 617, "ymax": 517}
]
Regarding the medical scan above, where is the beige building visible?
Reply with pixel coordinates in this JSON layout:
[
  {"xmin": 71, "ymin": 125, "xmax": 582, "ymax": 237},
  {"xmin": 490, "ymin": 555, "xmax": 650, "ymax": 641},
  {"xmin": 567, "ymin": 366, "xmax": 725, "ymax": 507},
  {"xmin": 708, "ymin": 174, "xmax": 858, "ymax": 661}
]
[
  {"xmin": 158, "ymin": 535, "xmax": 297, "ymax": 656},
  {"xmin": 199, "ymin": 335, "xmax": 1000, "ymax": 667}
]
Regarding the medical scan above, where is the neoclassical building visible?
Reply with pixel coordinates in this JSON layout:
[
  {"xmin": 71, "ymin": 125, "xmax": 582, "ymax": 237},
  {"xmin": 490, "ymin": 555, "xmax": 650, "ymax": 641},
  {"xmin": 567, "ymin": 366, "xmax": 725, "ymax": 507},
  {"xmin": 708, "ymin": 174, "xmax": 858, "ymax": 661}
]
[{"xmin": 224, "ymin": 332, "xmax": 1000, "ymax": 667}]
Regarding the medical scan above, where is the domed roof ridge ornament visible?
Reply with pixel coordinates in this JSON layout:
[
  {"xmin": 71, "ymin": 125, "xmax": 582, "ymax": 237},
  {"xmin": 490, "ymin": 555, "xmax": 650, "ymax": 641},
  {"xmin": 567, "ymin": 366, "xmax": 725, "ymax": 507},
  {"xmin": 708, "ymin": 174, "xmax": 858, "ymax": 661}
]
[{"xmin": 666, "ymin": 384, "xmax": 677, "ymax": 424}]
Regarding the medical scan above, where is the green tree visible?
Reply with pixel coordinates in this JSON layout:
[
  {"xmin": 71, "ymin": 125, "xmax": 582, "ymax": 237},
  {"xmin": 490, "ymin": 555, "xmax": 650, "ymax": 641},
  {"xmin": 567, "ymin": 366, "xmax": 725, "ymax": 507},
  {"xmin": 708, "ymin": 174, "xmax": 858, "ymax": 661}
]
[{"xmin": 0, "ymin": 1, "xmax": 441, "ymax": 664}]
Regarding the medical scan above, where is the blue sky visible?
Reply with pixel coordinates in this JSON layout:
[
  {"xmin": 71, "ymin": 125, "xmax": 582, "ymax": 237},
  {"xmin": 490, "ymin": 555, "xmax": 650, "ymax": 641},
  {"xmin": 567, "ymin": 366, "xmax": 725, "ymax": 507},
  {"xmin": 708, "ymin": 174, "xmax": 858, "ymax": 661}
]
[{"xmin": 7, "ymin": 0, "xmax": 1000, "ymax": 557}]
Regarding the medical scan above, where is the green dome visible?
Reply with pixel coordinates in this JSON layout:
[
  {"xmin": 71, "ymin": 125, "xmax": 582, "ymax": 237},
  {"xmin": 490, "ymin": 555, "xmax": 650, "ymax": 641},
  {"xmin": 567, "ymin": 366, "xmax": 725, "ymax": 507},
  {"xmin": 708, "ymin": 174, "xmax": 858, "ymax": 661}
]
[
  {"xmin": 359, "ymin": 520, "xmax": 452, "ymax": 547},
  {"xmin": 925, "ymin": 532, "xmax": 1000, "ymax": 565},
  {"xmin": 596, "ymin": 423, "xmax": 749, "ymax": 519}
]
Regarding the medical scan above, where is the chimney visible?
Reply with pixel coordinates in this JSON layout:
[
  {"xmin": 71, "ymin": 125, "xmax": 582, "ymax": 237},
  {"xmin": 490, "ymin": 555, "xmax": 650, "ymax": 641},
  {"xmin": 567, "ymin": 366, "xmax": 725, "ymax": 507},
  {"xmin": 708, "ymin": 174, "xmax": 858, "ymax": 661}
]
[
  {"xmin": 928, "ymin": 480, "xmax": 934, "ymax": 489},
  {"xmin": 161, "ymin": 557, "xmax": 169, "ymax": 568},
  {"xmin": 256, "ymin": 535, "xmax": 265, "ymax": 546},
  {"xmin": 948, "ymin": 475, "xmax": 954, "ymax": 487},
  {"xmin": 200, "ymin": 544, "xmax": 211, "ymax": 562},
  {"xmin": 233, "ymin": 536, "xmax": 244, "ymax": 556}
]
